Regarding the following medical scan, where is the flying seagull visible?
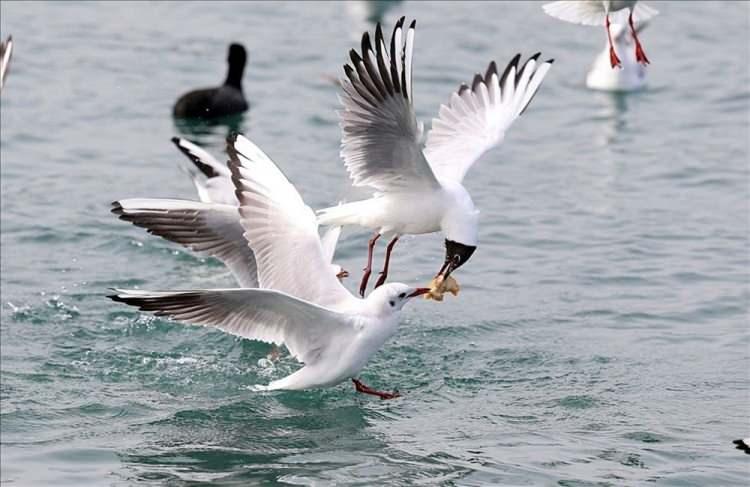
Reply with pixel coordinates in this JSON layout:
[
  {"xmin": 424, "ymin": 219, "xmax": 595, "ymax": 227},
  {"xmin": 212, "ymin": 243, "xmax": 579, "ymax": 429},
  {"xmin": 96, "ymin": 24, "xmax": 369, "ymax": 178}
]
[
  {"xmin": 317, "ymin": 18, "xmax": 553, "ymax": 296},
  {"xmin": 109, "ymin": 134, "xmax": 429, "ymax": 399},
  {"xmin": 543, "ymin": 1, "xmax": 657, "ymax": 68}
]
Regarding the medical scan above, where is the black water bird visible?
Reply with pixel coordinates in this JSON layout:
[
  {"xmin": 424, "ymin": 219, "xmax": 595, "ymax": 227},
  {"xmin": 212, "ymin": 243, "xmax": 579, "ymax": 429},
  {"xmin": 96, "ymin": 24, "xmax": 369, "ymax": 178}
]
[{"xmin": 173, "ymin": 43, "xmax": 249, "ymax": 119}]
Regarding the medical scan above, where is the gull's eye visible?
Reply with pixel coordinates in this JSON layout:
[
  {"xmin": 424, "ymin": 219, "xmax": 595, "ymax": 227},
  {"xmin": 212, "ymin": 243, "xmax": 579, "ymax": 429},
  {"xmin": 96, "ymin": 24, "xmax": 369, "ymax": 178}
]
[
  {"xmin": 389, "ymin": 300, "xmax": 395, "ymax": 307},
  {"xmin": 398, "ymin": 292, "xmax": 406, "ymax": 299}
]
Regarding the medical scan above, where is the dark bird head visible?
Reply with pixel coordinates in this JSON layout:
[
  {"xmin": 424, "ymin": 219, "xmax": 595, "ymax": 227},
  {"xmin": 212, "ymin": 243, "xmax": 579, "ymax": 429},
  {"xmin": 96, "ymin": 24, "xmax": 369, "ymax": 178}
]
[
  {"xmin": 225, "ymin": 43, "xmax": 247, "ymax": 89},
  {"xmin": 436, "ymin": 239, "xmax": 476, "ymax": 280}
]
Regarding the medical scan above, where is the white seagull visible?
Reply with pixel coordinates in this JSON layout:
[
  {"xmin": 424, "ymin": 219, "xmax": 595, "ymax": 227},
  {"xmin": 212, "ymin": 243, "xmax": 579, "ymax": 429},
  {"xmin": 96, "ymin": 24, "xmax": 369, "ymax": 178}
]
[
  {"xmin": 585, "ymin": 19, "xmax": 649, "ymax": 91},
  {"xmin": 0, "ymin": 35, "xmax": 13, "ymax": 92},
  {"xmin": 543, "ymin": 1, "xmax": 657, "ymax": 68},
  {"xmin": 171, "ymin": 136, "xmax": 237, "ymax": 206},
  {"xmin": 316, "ymin": 18, "xmax": 553, "ymax": 296},
  {"xmin": 113, "ymin": 140, "xmax": 348, "ymax": 286},
  {"xmin": 109, "ymin": 134, "xmax": 429, "ymax": 399}
]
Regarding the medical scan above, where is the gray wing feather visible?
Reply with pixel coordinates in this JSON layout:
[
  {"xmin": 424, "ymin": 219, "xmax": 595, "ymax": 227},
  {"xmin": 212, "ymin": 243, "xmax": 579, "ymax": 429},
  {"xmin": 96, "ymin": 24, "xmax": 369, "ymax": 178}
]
[
  {"xmin": 339, "ymin": 18, "xmax": 438, "ymax": 192},
  {"xmin": 109, "ymin": 288, "xmax": 355, "ymax": 364},
  {"xmin": 112, "ymin": 199, "xmax": 258, "ymax": 287}
]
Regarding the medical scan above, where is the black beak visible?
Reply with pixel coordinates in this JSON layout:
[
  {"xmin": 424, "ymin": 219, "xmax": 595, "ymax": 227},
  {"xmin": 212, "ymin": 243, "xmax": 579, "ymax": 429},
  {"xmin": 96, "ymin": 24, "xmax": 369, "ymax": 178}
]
[{"xmin": 437, "ymin": 239, "xmax": 476, "ymax": 279}]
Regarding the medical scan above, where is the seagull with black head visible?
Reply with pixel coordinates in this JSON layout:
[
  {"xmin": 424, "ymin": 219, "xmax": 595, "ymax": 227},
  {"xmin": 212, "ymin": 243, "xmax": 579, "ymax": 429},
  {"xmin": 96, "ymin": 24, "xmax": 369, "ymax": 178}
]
[{"xmin": 316, "ymin": 18, "xmax": 553, "ymax": 297}]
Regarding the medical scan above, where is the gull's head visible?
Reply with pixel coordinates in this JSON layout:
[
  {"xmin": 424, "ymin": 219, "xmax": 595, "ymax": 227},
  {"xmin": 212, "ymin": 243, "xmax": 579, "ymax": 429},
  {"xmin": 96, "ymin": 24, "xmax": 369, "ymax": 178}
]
[
  {"xmin": 436, "ymin": 238, "xmax": 477, "ymax": 281},
  {"xmin": 439, "ymin": 183, "xmax": 478, "ymax": 279},
  {"xmin": 367, "ymin": 283, "xmax": 430, "ymax": 313}
]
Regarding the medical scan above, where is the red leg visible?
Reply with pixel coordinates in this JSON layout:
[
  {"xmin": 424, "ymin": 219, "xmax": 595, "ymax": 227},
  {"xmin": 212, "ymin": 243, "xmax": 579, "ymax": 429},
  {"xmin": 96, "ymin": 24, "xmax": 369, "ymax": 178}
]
[
  {"xmin": 352, "ymin": 378, "xmax": 400, "ymax": 400},
  {"xmin": 359, "ymin": 232, "xmax": 380, "ymax": 297},
  {"xmin": 374, "ymin": 236, "xmax": 399, "ymax": 289},
  {"xmin": 606, "ymin": 14, "xmax": 622, "ymax": 69},
  {"xmin": 628, "ymin": 10, "xmax": 650, "ymax": 65}
]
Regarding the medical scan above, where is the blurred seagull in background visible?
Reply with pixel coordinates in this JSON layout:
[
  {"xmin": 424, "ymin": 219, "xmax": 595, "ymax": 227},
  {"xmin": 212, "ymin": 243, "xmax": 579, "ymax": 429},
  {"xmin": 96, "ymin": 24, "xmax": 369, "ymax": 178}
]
[
  {"xmin": 109, "ymin": 134, "xmax": 429, "ymax": 399},
  {"xmin": 173, "ymin": 43, "xmax": 249, "ymax": 119},
  {"xmin": 543, "ymin": 1, "xmax": 657, "ymax": 68},
  {"xmin": 586, "ymin": 20, "xmax": 649, "ymax": 91},
  {"xmin": 316, "ymin": 18, "xmax": 553, "ymax": 296},
  {"xmin": 0, "ymin": 35, "xmax": 13, "ymax": 92}
]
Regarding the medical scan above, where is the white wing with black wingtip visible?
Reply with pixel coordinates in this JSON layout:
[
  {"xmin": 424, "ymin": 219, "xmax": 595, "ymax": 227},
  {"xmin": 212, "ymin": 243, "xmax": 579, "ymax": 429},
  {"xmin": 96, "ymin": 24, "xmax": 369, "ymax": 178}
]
[
  {"xmin": 108, "ymin": 288, "xmax": 357, "ymax": 365},
  {"xmin": 112, "ymin": 198, "xmax": 258, "ymax": 288},
  {"xmin": 423, "ymin": 53, "xmax": 553, "ymax": 183},
  {"xmin": 172, "ymin": 136, "xmax": 236, "ymax": 205},
  {"xmin": 338, "ymin": 17, "xmax": 440, "ymax": 193},
  {"xmin": 228, "ymin": 134, "xmax": 358, "ymax": 309}
]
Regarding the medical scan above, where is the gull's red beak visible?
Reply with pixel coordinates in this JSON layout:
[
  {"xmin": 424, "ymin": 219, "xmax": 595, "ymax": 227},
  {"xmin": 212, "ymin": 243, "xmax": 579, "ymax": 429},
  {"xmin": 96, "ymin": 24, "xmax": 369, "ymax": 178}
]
[
  {"xmin": 408, "ymin": 288, "xmax": 430, "ymax": 298},
  {"xmin": 336, "ymin": 268, "xmax": 349, "ymax": 280}
]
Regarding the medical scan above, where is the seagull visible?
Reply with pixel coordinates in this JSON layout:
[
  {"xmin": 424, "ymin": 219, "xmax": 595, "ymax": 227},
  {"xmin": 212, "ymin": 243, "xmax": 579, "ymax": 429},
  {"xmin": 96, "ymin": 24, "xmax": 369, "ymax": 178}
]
[
  {"xmin": 109, "ymin": 134, "xmax": 429, "ymax": 398},
  {"xmin": 171, "ymin": 136, "xmax": 238, "ymax": 206},
  {"xmin": 733, "ymin": 438, "xmax": 750, "ymax": 455},
  {"xmin": 0, "ymin": 35, "xmax": 13, "ymax": 92},
  {"xmin": 173, "ymin": 43, "xmax": 249, "ymax": 119},
  {"xmin": 542, "ymin": 1, "xmax": 657, "ymax": 68},
  {"xmin": 316, "ymin": 18, "xmax": 553, "ymax": 296},
  {"xmin": 586, "ymin": 19, "xmax": 649, "ymax": 91}
]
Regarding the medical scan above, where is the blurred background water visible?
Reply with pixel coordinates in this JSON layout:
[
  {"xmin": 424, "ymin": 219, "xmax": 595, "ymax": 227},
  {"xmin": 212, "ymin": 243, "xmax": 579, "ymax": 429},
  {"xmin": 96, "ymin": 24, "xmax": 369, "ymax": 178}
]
[{"xmin": 1, "ymin": 1, "xmax": 749, "ymax": 485}]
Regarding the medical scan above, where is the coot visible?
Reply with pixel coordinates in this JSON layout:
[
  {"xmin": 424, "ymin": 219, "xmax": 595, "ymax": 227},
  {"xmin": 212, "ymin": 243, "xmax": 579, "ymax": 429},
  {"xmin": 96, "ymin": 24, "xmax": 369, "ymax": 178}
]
[{"xmin": 173, "ymin": 43, "xmax": 249, "ymax": 119}]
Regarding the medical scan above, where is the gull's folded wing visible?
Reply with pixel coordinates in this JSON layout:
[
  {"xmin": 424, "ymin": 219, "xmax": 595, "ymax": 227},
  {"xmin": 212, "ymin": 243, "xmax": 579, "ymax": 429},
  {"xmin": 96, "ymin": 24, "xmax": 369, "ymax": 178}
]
[
  {"xmin": 228, "ymin": 134, "xmax": 356, "ymax": 308},
  {"xmin": 109, "ymin": 288, "xmax": 355, "ymax": 364},
  {"xmin": 112, "ymin": 199, "xmax": 257, "ymax": 288},
  {"xmin": 338, "ymin": 17, "xmax": 439, "ymax": 192},
  {"xmin": 424, "ymin": 54, "xmax": 553, "ymax": 183}
]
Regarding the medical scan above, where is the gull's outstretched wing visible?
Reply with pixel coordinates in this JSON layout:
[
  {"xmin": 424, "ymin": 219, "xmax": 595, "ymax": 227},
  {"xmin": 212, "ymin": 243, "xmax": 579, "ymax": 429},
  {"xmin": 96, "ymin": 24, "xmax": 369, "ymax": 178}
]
[
  {"xmin": 172, "ymin": 137, "xmax": 236, "ymax": 205},
  {"xmin": 320, "ymin": 226, "xmax": 342, "ymax": 265},
  {"xmin": 0, "ymin": 36, "xmax": 13, "ymax": 91},
  {"xmin": 338, "ymin": 17, "xmax": 439, "ymax": 192},
  {"xmin": 423, "ymin": 54, "xmax": 553, "ymax": 183},
  {"xmin": 109, "ymin": 288, "xmax": 356, "ymax": 364},
  {"xmin": 112, "ymin": 199, "xmax": 257, "ymax": 288},
  {"xmin": 542, "ymin": 1, "xmax": 657, "ymax": 26},
  {"xmin": 172, "ymin": 136, "xmax": 231, "ymax": 179},
  {"xmin": 228, "ymin": 134, "xmax": 357, "ymax": 308}
]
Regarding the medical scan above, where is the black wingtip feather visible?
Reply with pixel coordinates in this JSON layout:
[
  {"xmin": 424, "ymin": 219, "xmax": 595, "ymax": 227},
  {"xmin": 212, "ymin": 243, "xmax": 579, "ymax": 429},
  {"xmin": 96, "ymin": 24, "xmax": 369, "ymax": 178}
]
[
  {"xmin": 375, "ymin": 23, "xmax": 384, "ymax": 45},
  {"xmin": 499, "ymin": 54, "xmax": 521, "ymax": 88},
  {"xmin": 111, "ymin": 201, "xmax": 124, "ymax": 216},
  {"xmin": 396, "ymin": 16, "xmax": 405, "ymax": 28},
  {"xmin": 409, "ymin": 20, "xmax": 416, "ymax": 29},
  {"xmin": 471, "ymin": 73, "xmax": 483, "ymax": 91},
  {"xmin": 361, "ymin": 31, "xmax": 373, "ymax": 54},
  {"xmin": 170, "ymin": 136, "xmax": 180, "ymax": 144},
  {"xmin": 458, "ymin": 83, "xmax": 470, "ymax": 95},
  {"xmin": 485, "ymin": 61, "xmax": 498, "ymax": 81}
]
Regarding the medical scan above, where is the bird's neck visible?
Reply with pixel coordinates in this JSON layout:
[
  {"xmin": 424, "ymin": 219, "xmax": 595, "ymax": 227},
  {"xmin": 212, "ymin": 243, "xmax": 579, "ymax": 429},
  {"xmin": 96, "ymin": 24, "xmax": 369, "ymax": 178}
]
[{"xmin": 225, "ymin": 63, "xmax": 245, "ymax": 90}]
